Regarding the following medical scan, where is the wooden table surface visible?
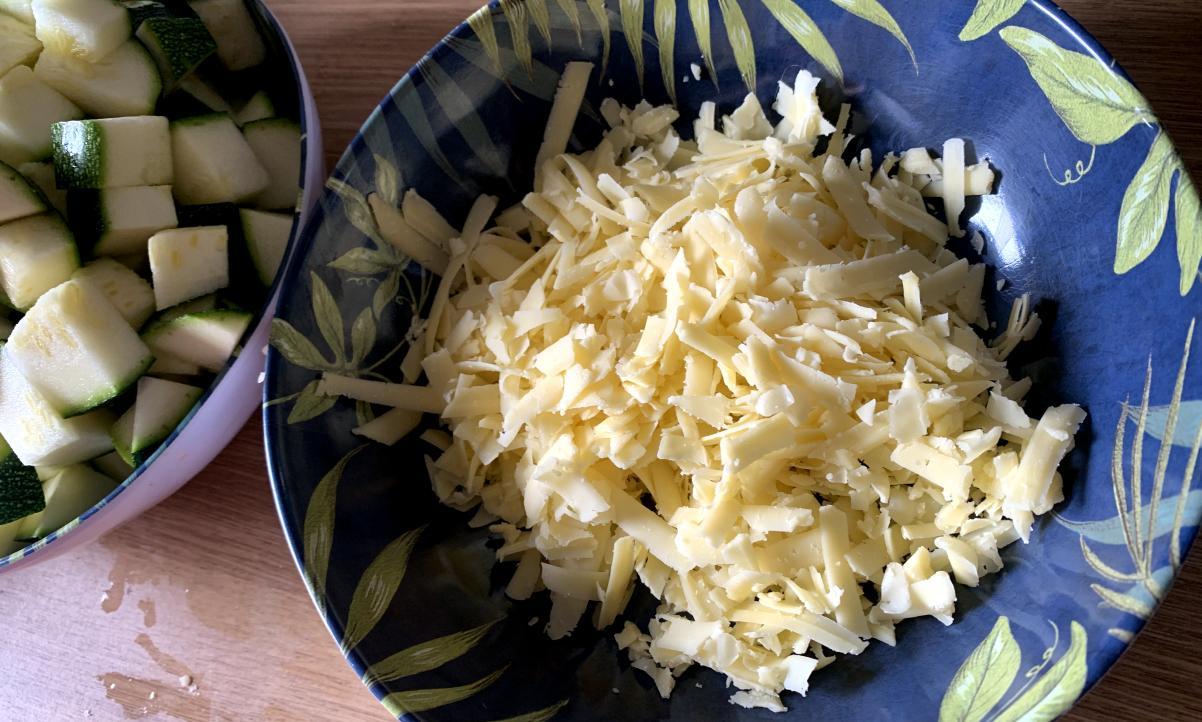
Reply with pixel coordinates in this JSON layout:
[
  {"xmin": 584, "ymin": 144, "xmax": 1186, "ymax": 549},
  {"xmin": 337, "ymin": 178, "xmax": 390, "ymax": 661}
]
[{"xmin": 2, "ymin": 1, "xmax": 1199, "ymax": 720}]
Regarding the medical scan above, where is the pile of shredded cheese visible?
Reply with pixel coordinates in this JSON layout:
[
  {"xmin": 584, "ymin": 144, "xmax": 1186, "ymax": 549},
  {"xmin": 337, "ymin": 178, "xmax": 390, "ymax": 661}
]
[{"xmin": 320, "ymin": 64, "xmax": 1086, "ymax": 712}]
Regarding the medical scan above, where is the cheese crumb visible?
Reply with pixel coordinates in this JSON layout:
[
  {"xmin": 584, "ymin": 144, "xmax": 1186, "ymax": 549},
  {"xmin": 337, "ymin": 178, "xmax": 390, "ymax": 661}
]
[{"xmin": 332, "ymin": 68, "xmax": 1083, "ymax": 713}]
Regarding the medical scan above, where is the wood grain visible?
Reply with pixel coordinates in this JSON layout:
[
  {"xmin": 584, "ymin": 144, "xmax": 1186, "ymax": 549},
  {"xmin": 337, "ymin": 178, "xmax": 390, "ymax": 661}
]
[{"xmin": 1, "ymin": 1, "xmax": 1199, "ymax": 720}]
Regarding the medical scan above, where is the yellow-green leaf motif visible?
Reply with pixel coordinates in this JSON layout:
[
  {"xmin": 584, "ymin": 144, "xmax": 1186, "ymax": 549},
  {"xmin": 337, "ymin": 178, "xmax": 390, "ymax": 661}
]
[
  {"xmin": 486, "ymin": 700, "xmax": 571, "ymax": 722},
  {"xmin": 528, "ymin": 0, "xmax": 553, "ymax": 46},
  {"xmin": 1090, "ymin": 583, "xmax": 1155, "ymax": 618},
  {"xmin": 326, "ymin": 176, "xmax": 382, "ymax": 245},
  {"xmin": 1115, "ymin": 132, "xmax": 1176, "ymax": 274},
  {"xmin": 829, "ymin": 0, "xmax": 915, "ymax": 67},
  {"xmin": 619, "ymin": 0, "xmax": 646, "ymax": 91},
  {"xmin": 555, "ymin": 0, "xmax": 584, "ymax": 43},
  {"xmin": 500, "ymin": 0, "xmax": 534, "ymax": 77},
  {"xmin": 364, "ymin": 619, "xmax": 499, "ymax": 685},
  {"xmin": 992, "ymin": 622, "xmax": 1088, "ymax": 722},
  {"xmin": 718, "ymin": 0, "xmax": 755, "ymax": 92},
  {"xmin": 938, "ymin": 617, "xmax": 1021, "ymax": 722},
  {"xmin": 341, "ymin": 525, "xmax": 427, "ymax": 653},
  {"xmin": 309, "ymin": 271, "xmax": 345, "ymax": 366},
  {"xmin": 1000, "ymin": 26, "xmax": 1153, "ymax": 145},
  {"xmin": 761, "ymin": 0, "xmax": 842, "ymax": 83},
  {"xmin": 654, "ymin": 0, "xmax": 676, "ymax": 102},
  {"xmin": 288, "ymin": 379, "xmax": 337, "ymax": 424},
  {"xmin": 466, "ymin": 5, "xmax": 503, "ymax": 76},
  {"xmin": 959, "ymin": 0, "xmax": 1025, "ymax": 42},
  {"xmin": 349, "ymin": 307, "xmax": 376, "ymax": 368},
  {"xmin": 380, "ymin": 666, "xmax": 508, "ymax": 716},
  {"xmin": 270, "ymin": 318, "xmax": 331, "ymax": 370},
  {"xmin": 586, "ymin": 0, "xmax": 612, "ymax": 76},
  {"xmin": 372, "ymin": 154, "xmax": 401, "ymax": 207},
  {"xmin": 1175, "ymin": 170, "xmax": 1202, "ymax": 294},
  {"xmin": 687, "ymin": 0, "xmax": 717, "ymax": 86},
  {"xmin": 302, "ymin": 446, "xmax": 365, "ymax": 614}
]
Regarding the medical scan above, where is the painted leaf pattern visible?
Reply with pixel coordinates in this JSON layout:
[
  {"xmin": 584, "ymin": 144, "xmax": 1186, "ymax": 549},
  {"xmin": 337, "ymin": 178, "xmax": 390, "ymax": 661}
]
[
  {"xmin": 364, "ymin": 619, "xmax": 499, "ymax": 685},
  {"xmin": 620, "ymin": 0, "xmax": 646, "ymax": 91},
  {"xmin": 373, "ymin": 154, "xmax": 401, "ymax": 207},
  {"xmin": 761, "ymin": 0, "xmax": 842, "ymax": 82},
  {"xmin": 349, "ymin": 308, "xmax": 376, "ymax": 368},
  {"xmin": 1000, "ymin": 26, "xmax": 1152, "ymax": 145},
  {"xmin": 687, "ymin": 0, "xmax": 717, "ymax": 85},
  {"xmin": 270, "ymin": 319, "xmax": 331, "ymax": 370},
  {"xmin": 992, "ymin": 622, "xmax": 1088, "ymax": 722},
  {"xmin": 380, "ymin": 666, "xmax": 508, "ymax": 716},
  {"xmin": 288, "ymin": 379, "xmax": 338, "ymax": 424},
  {"xmin": 938, "ymin": 617, "xmax": 1021, "ymax": 722},
  {"xmin": 309, "ymin": 271, "xmax": 346, "ymax": 366},
  {"xmin": 718, "ymin": 0, "xmax": 756, "ymax": 92},
  {"xmin": 484, "ymin": 700, "xmax": 571, "ymax": 722},
  {"xmin": 1115, "ymin": 132, "xmax": 1175, "ymax": 274},
  {"xmin": 959, "ymin": 0, "xmax": 1025, "ymax": 42},
  {"xmin": 829, "ymin": 0, "xmax": 914, "ymax": 65},
  {"xmin": 1175, "ymin": 170, "xmax": 1202, "ymax": 294},
  {"xmin": 341, "ymin": 526, "xmax": 427, "ymax": 653},
  {"xmin": 654, "ymin": 0, "xmax": 678, "ymax": 102},
  {"xmin": 302, "ymin": 447, "xmax": 365, "ymax": 613}
]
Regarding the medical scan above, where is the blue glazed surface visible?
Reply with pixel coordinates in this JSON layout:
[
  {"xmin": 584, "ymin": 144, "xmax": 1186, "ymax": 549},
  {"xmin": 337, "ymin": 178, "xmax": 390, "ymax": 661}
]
[{"xmin": 264, "ymin": 1, "xmax": 1202, "ymax": 719}]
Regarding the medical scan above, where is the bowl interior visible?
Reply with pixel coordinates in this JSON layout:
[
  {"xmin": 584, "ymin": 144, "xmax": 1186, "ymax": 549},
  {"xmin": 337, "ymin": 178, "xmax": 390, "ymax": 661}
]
[
  {"xmin": 266, "ymin": 1, "xmax": 1202, "ymax": 719},
  {"xmin": 1, "ymin": 0, "xmax": 315, "ymax": 571}
]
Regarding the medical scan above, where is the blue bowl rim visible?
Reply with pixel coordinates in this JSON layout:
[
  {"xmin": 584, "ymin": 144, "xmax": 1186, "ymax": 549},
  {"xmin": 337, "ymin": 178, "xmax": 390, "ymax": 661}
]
[{"xmin": 262, "ymin": 0, "xmax": 1201, "ymax": 717}]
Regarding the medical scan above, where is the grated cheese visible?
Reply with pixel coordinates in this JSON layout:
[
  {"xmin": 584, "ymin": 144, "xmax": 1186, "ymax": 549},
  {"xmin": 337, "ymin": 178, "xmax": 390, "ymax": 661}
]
[{"xmin": 324, "ymin": 67, "xmax": 1085, "ymax": 712}]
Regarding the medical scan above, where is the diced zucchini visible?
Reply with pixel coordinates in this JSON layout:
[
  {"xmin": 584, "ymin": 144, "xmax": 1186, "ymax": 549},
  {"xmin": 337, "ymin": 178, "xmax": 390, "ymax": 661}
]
[
  {"xmin": 0, "ymin": 65, "xmax": 83, "ymax": 167},
  {"xmin": 189, "ymin": 0, "xmax": 263, "ymax": 71},
  {"xmin": 170, "ymin": 113, "xmax": 267, "ymax": 204},
  {"xmin": 113, "ymin": 375, "xmax": 200, "ymax": 464},
  {"xmin": 240, "ymin": 208, "xmax": 291, "ymax": 285},
  {"xmin": 21, "ymin": 463, "xmax": 117, "ymax": 538},
  {"xmin": 142, "ymin": 308, "xmax": 249, "ymax": 371},
  {"xmin": 16, "ymin": 161, "xmax": 65, "ymax": 214},
  {"xmin": 6, "ymin": 278, "xmax": 154, "ymax": 416},
  {"xmin": 72, "ymin": 257, "xmax": 156, "ymax": 328},
  {"xmin": 0, "ymin": 0, "xmax": 34, "ymax": 24},
  {"xmin": 52, "ymin": 116, "xmax": 172, "ymax": 189},
  {"xmin": 0, "ymin": 348, "xmax": 115, "ymax": 466},
  {"xmin": 1, "ymin": 519, "xmax": 21, "ymax": 555},
  {"xmin": 119, "ymin": 0, "xmax": 193, "ymax": 28},
  {"xmin": 0, "ymin": 212, "xmax": 78, "ymax": 310},
  {"xmin": 0, "ymin": 160, "xmax": 47, "ymax": 224},
  {"xmin": 234, "ymin": 89, "xmax": 272, "ymax": 126},
  {"xmin": 146, "ymin": 352, "xmax": 199, "ymax": 375},
  {"xmin": 31, "ymin": 0, "xmax": 131, "ymax": 63},
  {"xmin": 67, "ymin": 184, "xmax": 178, "ymax": 255},
  {"xmin": 176, "ymin": 73, "xmax": 231, "ymax": 112},
  {"xmin": 34, "ymin": 40, "xmax": 160, "ymax": 117},
  {"xmin": 147, "ymin": 225, "xmax": 228, "ymax": 308},
  {"xmin": 0, "ymin": 435, "xmax": 45, "ymax": 525},
  {"xmin": 242, "ymin": 118, "xmax": 300, "ymax": 211},
  {"xmin": 0, "ymin": 316, "xmax": 12, "ymax": 341},
  {"xmin": 91, "ymin": 449, "xmax": 132, "ymax": 481},
  {"xmin": 136, "ymin": 16, "xmax": 214, "ymax": 89},
  {"xmin": 0, "ymin": 13, "xmax": 41, "ymax": 79},
  {"xmin": 151, "ymin": 291, "xmax": 215, "ymax": 322}
]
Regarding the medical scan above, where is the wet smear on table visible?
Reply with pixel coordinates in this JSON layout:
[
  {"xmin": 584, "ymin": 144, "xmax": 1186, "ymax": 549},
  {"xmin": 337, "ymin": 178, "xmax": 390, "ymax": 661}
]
[
  {"xmin": 135, "ymin": 634, "xmax": 198, "ymax": 684},
  {"xmin": 96, "ymin": 672, "xmax": 210, "ymax": 721},
  {"xmin": 138, "ymin": 599, "xmax": 157, "ymax": 627}
]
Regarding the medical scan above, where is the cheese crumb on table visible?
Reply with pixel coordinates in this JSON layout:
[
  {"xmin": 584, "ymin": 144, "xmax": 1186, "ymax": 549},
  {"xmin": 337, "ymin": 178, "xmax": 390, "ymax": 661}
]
[{"xmin": 327, "ymin": 66, "xmax": 1084, "ymax": 713}]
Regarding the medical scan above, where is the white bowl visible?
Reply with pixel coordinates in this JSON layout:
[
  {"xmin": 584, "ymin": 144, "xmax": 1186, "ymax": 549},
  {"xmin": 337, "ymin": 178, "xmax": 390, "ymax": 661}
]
[{"xmin": 0, "ymin": 2, "xmax": 324, "ymax": 574}]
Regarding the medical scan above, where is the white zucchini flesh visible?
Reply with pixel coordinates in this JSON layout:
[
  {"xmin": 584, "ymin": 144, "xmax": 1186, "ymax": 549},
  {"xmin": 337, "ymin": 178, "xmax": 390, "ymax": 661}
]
[
  {"xmin": 16, "ymin": 161, "xmax": 65, "ymax": 214},
  {"xmin": 0, "ymin": 348, "xmax": 115, "ymax": 466},
  {"xmin": 189, "ymin": 0, "xmax": 264, "ymax": 71},
  {"xmin": 71, "ymin": 184, "xmax": 179, "ymax": 256},
  {"xmin": 131, "ymin": 376, "xmax": 202, "ymax": 450},
  {"xmin": 147, "ymin": 225, "xmax": 229, "ymax": 309},
  {"xmin": 0, "ymin": 65, "xmax": 83, "ymax": 167},
  {"xmin": 90, "ymin": 450, "xmax": 132, "ymax": 482},
  {"xmin": 170, "ymin": 114, "xmax": 268, "ymax": 204},
  {"xmin": 0, "ymin": 160, "xmax": 47, "ymax": 224},
  {"xmin": 72, "ymin": 257, "xmax": 156, "ymax": 329},
  {"xmin": 0, "ymin": 212, "xmax": 78, "ymax": 310},
  {"xmin": 239, "ymin": 208, "xmax": 292, "ymax": 285},
  {"xmin": 52, "ymin": 115, "xmax": 173, "ymax": 189},
  {"xmin": 6, "ymin": 278, "xmax": 154, "ymax": 416},
  {"xmin": 34, "ymin": 40, "xmax": 160, "ymax": 117},
  {"xmin": 26, "ymin": 464, "xmax": 117, "ymax": 538},
  {"xmin": 242, "ymin": 119, "xmax": 300, "ymax": 210},
  {"xmin": 31, "ymin": 0, "xmax": 131, "ymax": 63},
  {"xmin": 0, "ymin": 1, "xmax": 35, "ymax": 24},
  {"xmin": 142, "ymin": 309, "xmax": 251, "ymax": 371},
  {"xmin": 234, "ymin": 90, "xmax": 273, "ymax": 126},
  {"xmin": 0, "ymin": 13, "xmax": 41, "ymax": 78}
]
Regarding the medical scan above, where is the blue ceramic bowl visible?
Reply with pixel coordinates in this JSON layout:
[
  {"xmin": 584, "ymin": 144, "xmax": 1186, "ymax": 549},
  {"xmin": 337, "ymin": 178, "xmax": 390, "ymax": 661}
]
[{"xmin": 265, "ymin": 1, "xmax": 1201, "ymax": 719}]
